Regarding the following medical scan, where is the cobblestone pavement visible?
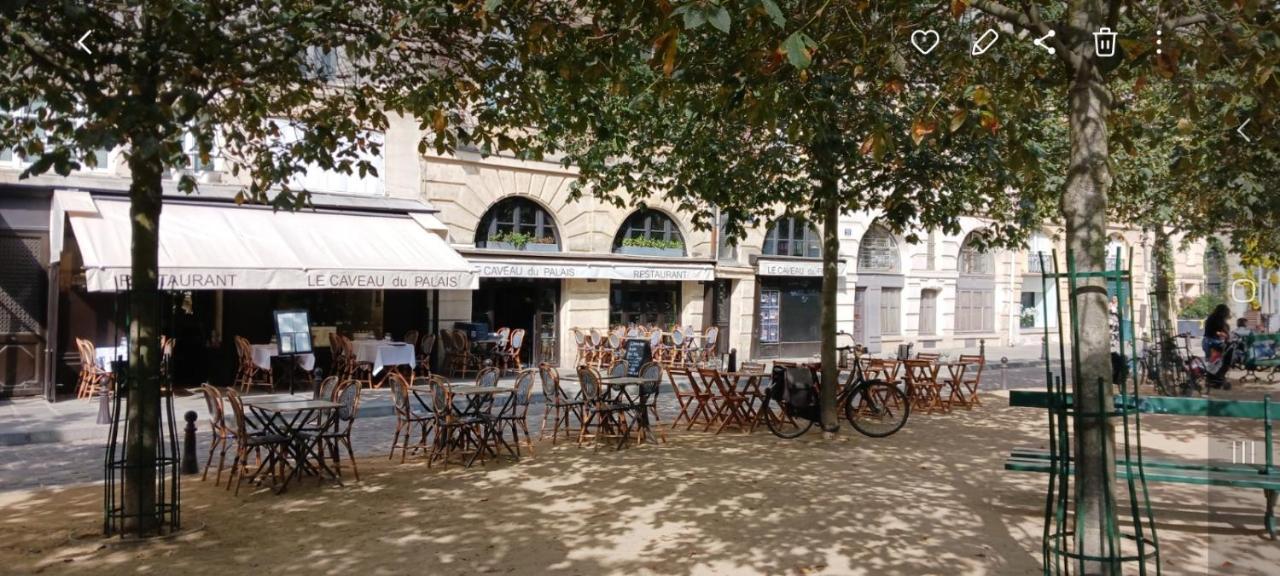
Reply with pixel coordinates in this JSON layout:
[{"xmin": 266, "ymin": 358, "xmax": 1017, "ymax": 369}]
[{"xmin": 0, "ymin": 365, "xmax": 1059, "ymax": 492}]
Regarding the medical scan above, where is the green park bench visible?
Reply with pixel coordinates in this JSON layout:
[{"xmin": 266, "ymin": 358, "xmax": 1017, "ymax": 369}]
[
  {"xmin": 1244, "ymin": 332, "xmax": 1280, "ymax": 382},
  {"xmin": 1004, "ymin": 390, "xmax": 1278, "ymax": 539}
]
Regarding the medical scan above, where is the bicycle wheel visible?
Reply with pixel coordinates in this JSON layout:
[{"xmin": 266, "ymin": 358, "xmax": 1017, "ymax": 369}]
[
  {"xmin": 761, "ymin": 394, "xmax": 813, "ymax": 439},
  {"xmin": 844, "ymin": 381, "xmax": 910, "ymax": 438}
]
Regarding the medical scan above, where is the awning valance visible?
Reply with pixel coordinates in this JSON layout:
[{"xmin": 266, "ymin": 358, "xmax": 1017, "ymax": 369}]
[
  {"xmin": 755, "ymin": 257, "xmax": 847, "ymax": 277},
  {"xmin": 469, "ymin": 254, "xmax": 715, "ymax": 282},
  {"xmin": 58, "ymin": 191, "xmax": 477, "ymax": 292}
]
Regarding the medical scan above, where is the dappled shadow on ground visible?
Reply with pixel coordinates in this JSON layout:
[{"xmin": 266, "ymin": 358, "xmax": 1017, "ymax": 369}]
[{"xmin": 0, "ymin": 393, "xmax": 1275, "ymax": 575}]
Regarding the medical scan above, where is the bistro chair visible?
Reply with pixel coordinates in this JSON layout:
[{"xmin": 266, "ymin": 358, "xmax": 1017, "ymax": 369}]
[
  {"xmin": 955, "ymin": 354, "xmax": 986, "ymax": 409},
  {"xmin": 607, "ymin": 360, "xmax": 629, "ymax": 380},
  {"xmin": 234, "ymin": 335, "xmax": 274, "ymax": 393},
  {"xmin": 428, "ymin": 379, "xmax": 496, "ymax": 468},
  {"xmin": 669, "ymin": 327, "xmax": 687, "ymax": 366},
  {"xmin": 538, "ymin": 363, "xmax": 583, "ymax": 444},
  {"xmin": 916, "ymin": 352, "xmax": 942, "ymax": 363},
  {"xmin": 572, "ymin": 328, "xmax": 593, "ymax": 368},
  {"xmin": 638, "ymin": 361, "xmax": 666, "ymax": 442},
  {"xmin": 318, "ymin": 379, "xmax": 363, "ymax": 481},
  {"xmin": 702, "ymin": 326, "xmax": 720, "ymax": 363},
  {"xmin": 495, "ymin": 369, "xmax": 538, "ymax": 457},
  {"xmin": 160, "ymin": 336, "xmax": 176, "ymax": 381},
  {"xmin": 403, "ymin": 329, "xmax": 420, "ymax": 353},
  {"xmin": 199, "ymin": 384, "xmax": 234, "ymax": 486},
  {"xmin": 313, "ymin": 375, "xmax": 341, "ymax": 402},
  {"xmin": 388, "ymin": 372, "xmax": 433, "ymax": 463},
  {"xmin": 329, "ymin": 332, "xmax": 348, "ymax": 379},
  {"xmin": 903, "ymin": 359, "xmax": 946, "ymax": 415},
  {"xmin": 417, "ymin": 332, "xmax": 437, "ymax": 376},
  {"xmin": 649, "ymin": 330, "xmax": 669, "ymax": 365},
  {"xmin": 495, "ymin": 327, "xmax": 511, "ymax": 351},
  {"xmin": 608, "ymin": 332, "xmax": 625, "ymax": 365},
  {"xmin": 589, "ymin": 328, "xmax": 609, "ymax": 368},
  {"xmin": 698, "ymin": 367, "xmax": 747, "ymax": 434},
  {"xmin": 224, "ymin": 387, "xmax": 290, "ymax": 496},
  {"xmin": 452, "ymin": 331, "xmax": 482, "ymax": 378},
  {"xmin": 75, "ymin": 338, "xmax": 111, "ymax": 400},
  {"xmin": 666, "ymin": 365, "xmax": 704, "ymax": 430},
  {"xmin": 498, "ymin": 328, "xmax": 525, "ymax": 375},
  {"xmin": 576, "ymin": 366, "xmax": 631, "ymax": 451}
]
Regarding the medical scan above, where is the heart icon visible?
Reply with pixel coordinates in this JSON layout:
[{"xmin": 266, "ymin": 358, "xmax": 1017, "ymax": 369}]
[{"xmin": 911, "ymin": 29, "xmax": 940, "ymax": 55}]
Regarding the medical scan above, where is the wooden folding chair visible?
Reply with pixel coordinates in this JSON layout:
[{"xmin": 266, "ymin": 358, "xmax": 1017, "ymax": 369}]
[
  {"xmin": 955, "ymin": 354, "xmax": 985, "ymax": 408},
  {"xmin": 666, "ymin": 366, "xmax": 703, "ymax": 429},
  {"xmin": 903, "ymin": 359, "xmax": 946, "ymax": 414},
  {"xmin": 698, "ymin": 368, "xmax": 749, "ymax": 434}
]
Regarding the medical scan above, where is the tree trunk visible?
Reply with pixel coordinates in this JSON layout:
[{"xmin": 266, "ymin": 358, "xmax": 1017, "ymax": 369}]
[
  {"xmin": 1063, "ymin": 24, "xmax": 1119, "ymax": 575},
  {"xmin": 817, "ymin": 155, "xmax": 840, "ymax": 434},
  {"xmin": 1152, "ymin": 227, "xmax": 1178, "ymax": 351},
  {"xmin": 122, "ymin": 135, "xmax": 164, "ymax": 535}
]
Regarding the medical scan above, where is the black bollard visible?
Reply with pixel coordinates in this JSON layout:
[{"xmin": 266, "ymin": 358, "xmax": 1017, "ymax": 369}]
[
  {"xmin": 727, "ymin": 348, "xmax": 737, "ymax": 372},
  {"xmin": 96, "ymin": 386, "xmax": 112, "ymax": 425},
  {"xmin": 182, "ymin": 411, "xmax": 199, "ymax": 475}
]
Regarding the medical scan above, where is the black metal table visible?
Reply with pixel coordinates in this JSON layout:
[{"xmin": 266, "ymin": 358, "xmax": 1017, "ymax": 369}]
[{"xmin": 245, "ymin": 398, "xmax": 341, "ymax": 493}]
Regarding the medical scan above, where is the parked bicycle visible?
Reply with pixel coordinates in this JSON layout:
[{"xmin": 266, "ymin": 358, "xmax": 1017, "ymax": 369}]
[
  {"xmin": 1139, "ymin": 332, "xmax": 1205, "ymax": 397},
  {"xmin": 760, "ymin": 342, "xmax": 910, "ymax": 439}
]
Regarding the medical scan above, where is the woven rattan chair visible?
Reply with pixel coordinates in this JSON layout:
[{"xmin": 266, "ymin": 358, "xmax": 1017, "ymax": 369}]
[
  {"xmin": 572, "ymin": 328, "xmax": 593, "ymax": 367},
  {"xmin": 319, "ymin": 379, "xmax": 363, "ymax": 480},
  {"xmin": 538, "ymin": 364, "xmax": 583, "ymax": 444},
  {"xmin": 75, "ymin": 338, "xmax": 111, "ymax": 400},
  {"xmin": 199, "ymin": 384, "xmax": 235, "ymax": 486},
  {"xmin": 607, "ymin": 360, "xmax": 629, "ymax": 379},
  {"xmin": 224, "ymin": 387, "xmax": 289, "ymax": 495},
  {"xmin": 638, "ymin": 361, "xmax": 666, "ymax": 442},
  {"xmin": 234, "ymin": 335, "xmax": 273, "ymax": 393},
  {"xmin": 499, "ymin": 328, "xmax": 526, "ymax": 374},
  {"xmin": 576, "ymin": 366, "xmax": 631, "ymax": 450},
  {"xmin": 417, "ymin": 332, "xmax": 436, "ymax": 375},
  {"xmin": 428, "ymin": 378, "xmax": 496, "ymax": 467},
  {"xmin": 495, "ymin": 369, "xmax": 538, "ymax": 456},
  {"xmin": 387, "ymin": 372, "xmax": 432, "ymax": 463},
  {"xmin": 452, "ymin": 331, "xmax": 482, "ymax": 378}
]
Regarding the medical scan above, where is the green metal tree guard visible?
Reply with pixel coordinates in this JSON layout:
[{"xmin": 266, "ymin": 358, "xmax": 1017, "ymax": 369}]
[{"xmin": 1037, "ymin": 248, "xmax": 1160, "ymax": 575}]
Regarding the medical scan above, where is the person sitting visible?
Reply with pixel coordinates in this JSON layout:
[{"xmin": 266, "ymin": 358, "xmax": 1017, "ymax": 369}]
[
  {"xmin": 1232, "ymin": 317, "xmax": 1254, "ymax": 340},
  {"xmin": 1202, "ymin": 304, "xmax": 1232, "ymax": 389}
]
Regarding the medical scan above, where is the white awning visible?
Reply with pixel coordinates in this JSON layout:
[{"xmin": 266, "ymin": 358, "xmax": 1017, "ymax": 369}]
[
  {"xmin": 57, "ymin": 191, "xmax": 477, "ymax": 292},
  {"xmin": 470, "ymin": 254, "xmax": 715, "ymax": 282}
]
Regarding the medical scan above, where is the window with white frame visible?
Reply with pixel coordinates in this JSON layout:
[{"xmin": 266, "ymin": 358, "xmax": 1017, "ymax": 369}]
[
  {"xmin": 275, "ymin": 119, "xmax": 385, "ymax": 196},
  {"xmin": 763, "ymin": 216, "xmax": 821, "ymax": 258}
]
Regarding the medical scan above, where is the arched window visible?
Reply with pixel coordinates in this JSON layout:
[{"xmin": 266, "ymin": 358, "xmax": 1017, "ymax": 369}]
[
  {"xmin": 613, "ymin": 209, "xmax": 686, "ymax": 256},
  {"xmin": 475, "ymin": 197, "xmax": 560, "ymax": 251},
  {"xmin": 763, "ymin": 216, "xmax": 821, "ymax": 258},
  {"xmin": 857, "ymin": 225, "xmax": 899, "ymax": 273},
  {"xmin": 958, "ymin": 232, "xmax": 994, "ymax": 276}
]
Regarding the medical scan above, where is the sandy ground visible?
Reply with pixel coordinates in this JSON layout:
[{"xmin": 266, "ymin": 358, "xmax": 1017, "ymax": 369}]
[{"xmin": 1, "ymin": 385, "xmax": 1278, "ymax": 576}]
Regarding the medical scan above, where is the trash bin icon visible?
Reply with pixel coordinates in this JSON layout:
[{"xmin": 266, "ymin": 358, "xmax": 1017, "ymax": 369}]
[{"xmin": 1094, "ymin": 27, "xmax": 1117, "ymax": 57}]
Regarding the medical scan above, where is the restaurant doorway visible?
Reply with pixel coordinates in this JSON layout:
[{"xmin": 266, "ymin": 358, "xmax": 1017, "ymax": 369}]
[
  {"xmin": 472, "ymin": 278, "xmax": 560, "ymax": 365},
  {"xmin": 609, "ymin": 281, "xmax": 681, "ymax": 328}
]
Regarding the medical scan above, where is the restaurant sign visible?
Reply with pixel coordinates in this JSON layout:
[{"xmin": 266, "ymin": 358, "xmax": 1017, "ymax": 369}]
[
  {"xmin": 473, "ymin": 259, "xmax": 715, "ymax": 282},
  {"xmin": 88, "ymin": 267, "xmax": 479, "ymax": 292},
  {"xmin": 756, "ymin": 258, "xmax": 848, "ymax": 277}
]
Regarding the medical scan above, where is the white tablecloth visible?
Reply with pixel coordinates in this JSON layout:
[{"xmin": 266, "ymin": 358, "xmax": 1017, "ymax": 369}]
[
  {"xmin": 352, "ymin": 340, "xmax": 414, "ymax": 374},
  {"xmin": 250, "ymin": 344, "xmax": 317, "ymax": 372},
  {"xmin": 95, "ymin": 346, "xmax": 126, "ymax": 373}
]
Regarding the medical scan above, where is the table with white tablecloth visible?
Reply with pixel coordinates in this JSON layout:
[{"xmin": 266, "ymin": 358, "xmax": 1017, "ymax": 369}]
[
  {"xmin": 351, "ymin": 340, "xmax": 415, "ymax": 374},
  {"xmin": 95, "ymin": 346, "xmax": 127, "ymax": 373},
  {"xmin": 250, "ymin": 344, "xmax": 316, "ymax": 372}
]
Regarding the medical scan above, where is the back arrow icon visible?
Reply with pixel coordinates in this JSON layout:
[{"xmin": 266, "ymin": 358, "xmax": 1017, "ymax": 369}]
[
  {"xmin": 1237, "ymin": 118, "xmax": 1252, "ymax": 142},
  {"xmin": 76, "ymin": 31, "xmax": 92, "ymax": 54}
]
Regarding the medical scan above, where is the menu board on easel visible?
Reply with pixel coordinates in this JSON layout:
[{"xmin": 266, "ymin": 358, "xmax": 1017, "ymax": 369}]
[
  {"xmin": 274, "ymin": 309, "xmax": 313, "ymax": 355},
  {"xmin": 623, "ymin": 338, "xmax": 651, "ymax": 376}
]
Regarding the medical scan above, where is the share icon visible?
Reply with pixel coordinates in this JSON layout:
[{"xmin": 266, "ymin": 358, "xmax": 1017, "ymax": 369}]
[{"xmin": 1033, "ymin": 29, "xmax": 1056, "ymax": 55}]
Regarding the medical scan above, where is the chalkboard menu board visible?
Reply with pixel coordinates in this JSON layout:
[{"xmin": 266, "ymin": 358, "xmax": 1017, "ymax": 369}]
[{"xmin": 623, "ymin": 338, "xmax": 651, "ymax": 377}]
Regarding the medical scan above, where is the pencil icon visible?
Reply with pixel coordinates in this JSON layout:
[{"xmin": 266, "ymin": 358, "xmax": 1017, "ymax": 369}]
[{"xmin": 972, "ymin": 29, "xmax": 999, "ymax": 56}]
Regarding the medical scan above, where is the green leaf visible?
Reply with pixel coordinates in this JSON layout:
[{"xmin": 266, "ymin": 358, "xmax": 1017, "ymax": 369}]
[
  {"xmin": 760, "ymin": 0, "xmax": 786, "ymax": 27},
  {"xmin": 682, "ymin": 8, "xmax": 706, "ymax": 30},
  {"xmin": 708, "ymin": 7, "xmax": 731, "ymax": 34},
  {"xmin": 782, "ymin": 32, "xmax": 812, "ymax": 69},
  {"xmin": 483, "ymin": 0, "xmax": 502, "ymax": 11}
]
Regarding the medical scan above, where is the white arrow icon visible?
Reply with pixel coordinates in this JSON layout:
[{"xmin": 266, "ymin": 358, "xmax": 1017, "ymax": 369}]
[
  {"xmin": 1237, "ymin": 118, "xmax": 1252, "ymax": 142},
  {"xmin": 76, "ymin": 30, "xmax": 93, "ymax": 54}
]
